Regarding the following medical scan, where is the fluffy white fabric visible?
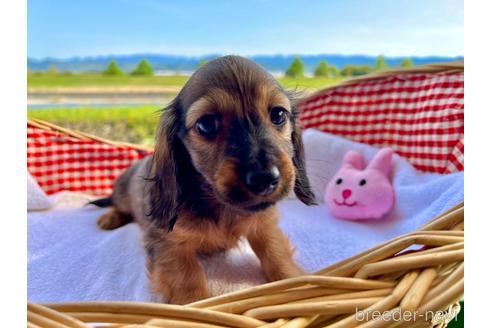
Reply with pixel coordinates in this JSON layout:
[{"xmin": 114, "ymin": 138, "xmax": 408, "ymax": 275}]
[
  {"xmin": 27, "ymin": 172, "xmax": 53, "ymax": 211},
  {"xmin": 27, "ymin": 130, "xmax": 464, "ymax": 303}
]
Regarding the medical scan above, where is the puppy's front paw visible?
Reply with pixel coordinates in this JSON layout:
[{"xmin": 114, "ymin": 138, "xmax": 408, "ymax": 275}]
[{"xmin": 148, "ymin": 259, "xmax": 210, "ymax": 305}]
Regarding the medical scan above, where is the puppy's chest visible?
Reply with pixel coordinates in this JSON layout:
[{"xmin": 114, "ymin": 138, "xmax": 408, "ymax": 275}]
[{"xmin": 175, "ymin": 214, "xmax": 255, "ymax": 254}]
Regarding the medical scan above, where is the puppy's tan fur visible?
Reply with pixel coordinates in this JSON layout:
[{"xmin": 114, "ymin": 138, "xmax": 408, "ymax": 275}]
[{"xmin": 96, "ymin": 56, "xmax": 315, "ymax": 304}]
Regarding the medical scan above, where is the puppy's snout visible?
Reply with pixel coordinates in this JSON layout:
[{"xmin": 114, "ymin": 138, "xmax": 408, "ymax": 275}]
[{"xmin": 245, "ymin": 166, "xmax": 280, "ymax": 196}]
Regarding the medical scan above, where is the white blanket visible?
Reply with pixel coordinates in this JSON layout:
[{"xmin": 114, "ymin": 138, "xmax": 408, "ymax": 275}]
[{"xmin": 27, "ymin": 130, "xmax": 464, "ymax": 303}]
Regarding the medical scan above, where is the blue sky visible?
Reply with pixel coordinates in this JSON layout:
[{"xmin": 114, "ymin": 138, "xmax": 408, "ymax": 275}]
[{"xmin": 28, "ymin": 0, "xmax": 463, "ymax": 59}]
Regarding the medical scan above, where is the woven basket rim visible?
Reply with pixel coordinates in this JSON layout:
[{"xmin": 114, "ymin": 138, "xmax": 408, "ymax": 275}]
[{"xmin": 300, "ymin": 60, "xmax": 464, "ymax": 104}]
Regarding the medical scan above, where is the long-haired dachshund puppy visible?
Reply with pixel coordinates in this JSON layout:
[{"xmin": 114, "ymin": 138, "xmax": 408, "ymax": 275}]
[{"xmin": 92, "ymin": 55, "xmax": 315, "ymax": 304}]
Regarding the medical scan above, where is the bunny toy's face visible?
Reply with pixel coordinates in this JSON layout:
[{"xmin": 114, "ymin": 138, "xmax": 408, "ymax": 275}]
[{"xmin": 325, "ymin": 149, "xmax": 395, "ymax": 220}]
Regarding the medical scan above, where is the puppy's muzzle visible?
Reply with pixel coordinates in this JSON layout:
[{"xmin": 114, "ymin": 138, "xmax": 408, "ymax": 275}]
[{"xmin": 243, "ymin": 165, "xmax": 280, "ymax": 196}]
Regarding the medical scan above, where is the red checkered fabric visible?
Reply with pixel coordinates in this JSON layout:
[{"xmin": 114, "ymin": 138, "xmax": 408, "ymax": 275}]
[
  {"xmin": 299, "ymin": 73, "xmax": 464, "ymax": 173},
  {"xmin": 27, "ymin": 124, "xmax": 152, "ymax": 196}
]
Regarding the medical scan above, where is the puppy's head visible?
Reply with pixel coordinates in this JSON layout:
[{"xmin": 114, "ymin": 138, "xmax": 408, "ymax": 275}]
[{"xmin": 149, "ymin": 56, "xmax": 315, "ymax": 230}]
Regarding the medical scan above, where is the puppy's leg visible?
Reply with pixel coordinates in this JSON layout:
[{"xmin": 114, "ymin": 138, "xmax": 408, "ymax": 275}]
[
  {"xmin": 247, "ymin": 211, "xmax": 305, "ymax": 281},
  {"xmin": 145, "ymin": 230, "xmax": 209, "ymax": 304},
  {"xmin": 97, "ymin": 208, "xmax": 132, "ymax": 230}
]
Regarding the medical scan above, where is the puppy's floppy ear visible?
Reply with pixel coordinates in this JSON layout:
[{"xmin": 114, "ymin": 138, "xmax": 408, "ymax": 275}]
[
  {"xmin": 290, "ymin": 105, "xmax": 316, "ymax": 206},
  {"xmin": 147, "ymin": 101, "xmax": 182, "ymax": 231}
]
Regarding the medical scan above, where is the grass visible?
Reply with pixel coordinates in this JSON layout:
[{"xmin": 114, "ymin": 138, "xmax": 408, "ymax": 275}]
[
  {"xmin": 28, "ymin": 73, "xmax": 344, "ymax": 91},
  {"xmin": 28, "ymin": 74, "xmax": 190, "ymax": 88},
  {"xmin": 28, "ymin": 106, "xmax": 161, "ymax": 145},
  {"xmin": 279, "ymin": 77, "xmax": 344, "ymax": 90}
]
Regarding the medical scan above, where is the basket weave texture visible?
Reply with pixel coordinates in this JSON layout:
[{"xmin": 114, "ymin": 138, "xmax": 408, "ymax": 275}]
[{"xmin": 27, "ymin": 62, "xmax": 464, "ymax": 328}]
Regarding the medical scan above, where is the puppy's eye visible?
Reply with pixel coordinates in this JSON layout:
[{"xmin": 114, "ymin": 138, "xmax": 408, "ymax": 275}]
[
  {"xmin": 196, "ymin": 115, "xmax": 219, "ymax": 139},
  {"xmin": 336, "ymin": 178, "xmax": 343, "ymax": 185},
  {"xmin": 270, "ymin": 107, "xmax": 287, "ymax": 126},
  {"xmin": 359, "ymin": 179, "xmax": 367, "ymax": 186}
]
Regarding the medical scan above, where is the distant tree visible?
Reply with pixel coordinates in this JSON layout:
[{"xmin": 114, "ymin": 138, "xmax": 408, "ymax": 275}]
[
  {"xmin": 131, "ymin": 59, "xmax": 154, "ymax": 76},
  {"xmin": 47, "ymin": 64, "xmax": 58, "ymax": 75},
  {"xmin": 285, "ymin": 57, "xmax": 305, "ymax": 78},
  {"xmin": 103, "ymin": 60, "xmax": 124, "ymax": 75},
  {"xmin": 341, "ymin": 65, "xmax": 373, "ymax": 77},
  {"xmin": 314, "ymin": 61, "xmax": 339, "ymax": 78},
  {"xmin": 374, "ymin": 55, "xmax": 389, "ymax": 71},
  {"xmin": 197, "ymin": 60, "xmax": 208, "ymax": 68},
  {"xmin": 314, "ymin": 62, "xmax": 329, "ymax": 77},
  {"xmin": 399, "ymin": 58, "xmax": 414, "ymax": 68}
]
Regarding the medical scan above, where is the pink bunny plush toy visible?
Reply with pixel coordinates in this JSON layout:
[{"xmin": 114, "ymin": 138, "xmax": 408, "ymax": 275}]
[{"xmin": 325, "ymin": 148, "xmax": 395, "ymax": 220}]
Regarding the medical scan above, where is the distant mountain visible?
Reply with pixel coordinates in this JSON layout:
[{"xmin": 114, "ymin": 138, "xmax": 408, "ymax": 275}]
[{"xmin": 27, "ymin": 54, "xmax": 463, "ymax": 74}]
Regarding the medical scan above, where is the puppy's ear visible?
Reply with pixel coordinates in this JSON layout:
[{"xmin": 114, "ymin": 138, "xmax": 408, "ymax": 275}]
[
  {"xmin": 147, "ymin": 101, "xmax": 182, "ymax": 231},
  {"xmin": 291, "ymin": 107, "xmax": 316, "ymax": 206}
]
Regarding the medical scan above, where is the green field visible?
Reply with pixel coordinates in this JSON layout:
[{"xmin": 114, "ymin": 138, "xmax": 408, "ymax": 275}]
[
  {"xmin": 28, "ymin": 73, "xmax": 344, "ymax": 91},
  {"xmin": 28, "ymin": 73, "xmax": 344, "ymax": 144},
  {"xmin": 28, "ymin": 106, "xmax": 161, "ymax": 145},
  {"xmin": 279, "ymin": 76, "xmax": 344, "ymax": 90},
  {"xmin": 28, "ymin": 74, "xmax": 190, "ymax": 88}
]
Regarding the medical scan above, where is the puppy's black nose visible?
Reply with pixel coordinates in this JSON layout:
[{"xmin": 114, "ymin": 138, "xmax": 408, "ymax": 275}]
[{"xmin": 245, "ymin": 166, "xmax": 280, "ymax": 196}]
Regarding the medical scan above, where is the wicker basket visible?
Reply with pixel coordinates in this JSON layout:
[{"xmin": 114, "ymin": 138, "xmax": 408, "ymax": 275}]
[
  {"xmin": 27, "ymin": 62, "xmax": 464, "ymax": 328},
  {"xmin": 27, "ymin": 203, "xmax": 463, "ymax": 328}
]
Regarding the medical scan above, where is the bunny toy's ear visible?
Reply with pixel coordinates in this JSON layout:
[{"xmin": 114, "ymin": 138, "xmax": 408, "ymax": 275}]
[
  {"xmin": 342, "ymin": 151, "xmax": 365, "ymax": 170},
  {"xmin": 367, "ymin": 148, "xmax": 393, "ymax": 176}
]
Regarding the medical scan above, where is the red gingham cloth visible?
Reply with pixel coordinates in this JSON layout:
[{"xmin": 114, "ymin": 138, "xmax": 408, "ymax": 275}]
[
  {"xmin": 299, "ymin": 73, "xmax": 464, "ymax": 174},
  {"xmin": 27, "ymin": 125, "xmax": 152, "ymax": 195}
]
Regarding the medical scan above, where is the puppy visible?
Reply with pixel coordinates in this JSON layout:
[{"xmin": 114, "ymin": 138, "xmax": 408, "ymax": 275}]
[{"xmin": 92, "ymin": 55, "xmax": 315, "ymax": 304}]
